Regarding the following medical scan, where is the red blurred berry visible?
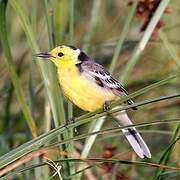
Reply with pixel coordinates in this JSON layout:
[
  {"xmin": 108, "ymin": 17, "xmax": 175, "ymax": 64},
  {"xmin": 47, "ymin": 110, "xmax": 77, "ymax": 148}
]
[{"xmin": 128, "ymin": 0, "xmax": 172, "ymax": 39}]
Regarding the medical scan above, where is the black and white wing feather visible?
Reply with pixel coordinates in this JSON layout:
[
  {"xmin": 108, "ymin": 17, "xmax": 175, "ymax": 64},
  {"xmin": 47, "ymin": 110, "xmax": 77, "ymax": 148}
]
[{"xmin": 80, "ymin": 60, "xmax": 137, "ymax": 110}]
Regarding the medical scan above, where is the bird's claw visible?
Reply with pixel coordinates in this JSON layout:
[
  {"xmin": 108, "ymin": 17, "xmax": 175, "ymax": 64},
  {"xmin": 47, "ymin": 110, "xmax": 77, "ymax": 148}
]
[
  {"xmin": 64, "ymin": 117, "xmax": 75, "ymax": 129},
  {"xmin": 103, "ymin": 101, "xmax": 111, "ymax": 112}
]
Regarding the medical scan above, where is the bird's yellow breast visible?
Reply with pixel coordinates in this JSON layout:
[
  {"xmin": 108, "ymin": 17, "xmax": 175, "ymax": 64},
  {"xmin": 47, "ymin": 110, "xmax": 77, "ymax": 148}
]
[{"xmin": 58, "ymin": 66, "xmax": 116, "ymax": 112}]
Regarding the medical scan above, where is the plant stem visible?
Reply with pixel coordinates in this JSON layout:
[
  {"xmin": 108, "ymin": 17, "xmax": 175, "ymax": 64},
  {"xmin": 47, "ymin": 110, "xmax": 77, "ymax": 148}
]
[
  {"xmin": 109, "ymin": 1, "xmax": 137, "ymax": 73},
  {"xmin": 0, "ymin": 0, "xmax": 38, "ymax": 138},
  {"xmin": 159, "ymin": 30, "xmax": 180, "ymax": 68},
  {"xmin": 0, "ymin": 73, "xmax": 179, "ymax": 170}
]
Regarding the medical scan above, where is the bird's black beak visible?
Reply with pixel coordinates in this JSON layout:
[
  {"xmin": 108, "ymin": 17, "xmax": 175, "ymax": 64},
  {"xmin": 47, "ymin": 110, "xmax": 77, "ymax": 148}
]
[{"xmin": 34, "ymin": 52, "xmax": 53, "ymax": 58}]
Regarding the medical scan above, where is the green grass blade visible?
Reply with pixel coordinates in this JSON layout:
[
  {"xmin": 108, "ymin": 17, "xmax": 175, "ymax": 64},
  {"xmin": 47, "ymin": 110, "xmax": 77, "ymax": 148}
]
[
  {"xmin": 46, "ymin": 118, "xmax": 180, "ymax": 150},
  {"xmin": 82, "ymin": 0, "xmax": 102, "ymax": 52},
  {"xmin": 69, "ymin": 0, "xmax": 74, "ymax": 43},
  {"xmin": 159, "ymin": 30, "xmax": 180, "ymax": 68},
  {"xmin": 153, "ymin": 123, "xmax": 180, "ymax": 180},
  {"xmin": 75, "ymin": 117, "xmax": 105, "ymax": 179},
  {"xmin": 1, "ymin": 119, "xmax": 179, "ymax": 179},
  {"xmin": 43, "ymin": 0, "xmax": 66, "ymax": 128},
  {"xmin": 3, "ymin": 153, "xmax": 180, "ymax": 180},
  {"xmin": 109, "ymin": 1, "xmax": 137, "ymax": 73},
  {"xmin": 43, "ymin": 0, "xmax": 54, "ymax": 49},
  {"xmin": 54, "ymin": 0, "xmax": 69, "ymax": 44},
  {"xmin": 10, "ymin": 0, "xmax": 66, "ymax": 127},
  {"xmin": 113, "ymin": 73, "xmax": 179, "ymax": 107},
  {"xmin": 81, "ymin": 117, "xmax": 106, "ymax": 158},
  {"xmin": 0, "ymin": 91, "xmax": 179, "ymax": 170},
  {"xmin": 66, "ymin": 0, "xmax": 76, "ymax": 177},
  {"xmin": 0, "ymin": 0, "xmax": 38, "ymax": 138}
]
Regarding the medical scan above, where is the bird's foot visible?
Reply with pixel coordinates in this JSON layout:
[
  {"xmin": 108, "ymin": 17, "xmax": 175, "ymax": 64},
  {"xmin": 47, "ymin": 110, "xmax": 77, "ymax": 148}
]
[
  {"xmin": 103, "ymin": 101, "xmax": 111, "ymax": 112},
  {"xmin": 64, "ymin": 117, "xmax": 75, "ymax": 129}
]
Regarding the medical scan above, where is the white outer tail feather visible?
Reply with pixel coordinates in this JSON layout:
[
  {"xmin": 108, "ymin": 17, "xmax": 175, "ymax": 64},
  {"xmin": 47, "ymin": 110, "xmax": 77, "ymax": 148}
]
[
  {"xmin": 122, "ymin": 128, "xmax": 151, "ymax": 158},
  {"xmin": 113, "ymin": 108, "xmax": 151, "ymax": 159}
]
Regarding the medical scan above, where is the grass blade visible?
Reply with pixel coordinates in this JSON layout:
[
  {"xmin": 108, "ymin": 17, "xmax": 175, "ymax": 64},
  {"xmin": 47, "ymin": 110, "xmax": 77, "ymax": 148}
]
[
  {"xmin": 82, "ymin": 0, "xmax": 102, "ymax": 52},
  {"xmin": 159, "ymin": 30, "xmax": 180, "ymax": 68},
  {"xmin": 0, "ymin": 0, "xmax": 38, "ymax": 138},
  {"xmin": 10, "ymin": 0, "xmax": 66, "ymax": 128},
  {"xmin": 109, "ymin": 1, "xmax": 137, "ymax": 73},
  {"xmin": 0, "ymin": 92, "xmax": 179, "ymax": 170},
  {"xmin": 153, "ymin": 123, "xmax": 180, "ymax": 180},
  {"xmin": 76, "ymin": 117, "xmax": 105, "ymax": 179}
]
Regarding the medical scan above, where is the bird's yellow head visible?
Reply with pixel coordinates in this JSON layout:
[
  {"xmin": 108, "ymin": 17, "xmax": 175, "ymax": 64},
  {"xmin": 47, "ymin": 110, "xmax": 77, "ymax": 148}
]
[{"xmin": 35, "ymin": 45, "xmax": 89, "ymax": 69}]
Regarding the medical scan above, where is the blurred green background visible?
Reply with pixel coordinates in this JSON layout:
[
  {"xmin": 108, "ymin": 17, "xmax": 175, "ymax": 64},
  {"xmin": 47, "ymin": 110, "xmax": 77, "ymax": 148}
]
[{"xmin": 0, "ymin": 0, "xmax": 179, "ymax": 179}]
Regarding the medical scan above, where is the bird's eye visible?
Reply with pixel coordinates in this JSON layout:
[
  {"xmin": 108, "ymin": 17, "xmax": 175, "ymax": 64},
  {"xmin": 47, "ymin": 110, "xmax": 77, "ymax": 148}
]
[{"xmin": 58, "ymin": 52, "xmax": 64, "ymax": 57}]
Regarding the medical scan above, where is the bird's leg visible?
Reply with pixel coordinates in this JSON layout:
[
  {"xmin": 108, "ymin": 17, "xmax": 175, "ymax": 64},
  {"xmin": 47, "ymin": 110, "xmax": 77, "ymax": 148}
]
[
  {"xmin": 64, "ymin": 117, "xmax": 75, "ymax": 129},
  {"xmin": 103, "ymin": 101, "xmax": 120, "ymax": 126},
  {"xmin": 103, "ymin": 101, "xmax": 112, "ymax": 112}
]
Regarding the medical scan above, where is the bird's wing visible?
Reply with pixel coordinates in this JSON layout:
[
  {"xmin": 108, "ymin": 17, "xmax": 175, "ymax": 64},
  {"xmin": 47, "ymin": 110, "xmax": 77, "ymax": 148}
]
[{"xmin": 80, "ymin": 61, "xmax": 137, "ymax": 110}]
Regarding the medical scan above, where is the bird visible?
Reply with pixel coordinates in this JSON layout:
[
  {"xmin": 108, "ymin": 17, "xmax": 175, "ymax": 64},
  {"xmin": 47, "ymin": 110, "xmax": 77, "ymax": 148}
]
[{"xmin": 35, "ymin": 45, "xmax": 151, "ymax": 159}]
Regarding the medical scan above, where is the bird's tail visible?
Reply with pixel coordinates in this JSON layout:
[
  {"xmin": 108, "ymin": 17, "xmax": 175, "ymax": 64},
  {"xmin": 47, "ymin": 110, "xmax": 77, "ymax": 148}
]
[
  {"xmin": 112, "ymin": 109, "xmax": 151, "ymax": 159},
  {"xmin": 121, "ymin": 128, "xmax": 151, "ymax": 158}
]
